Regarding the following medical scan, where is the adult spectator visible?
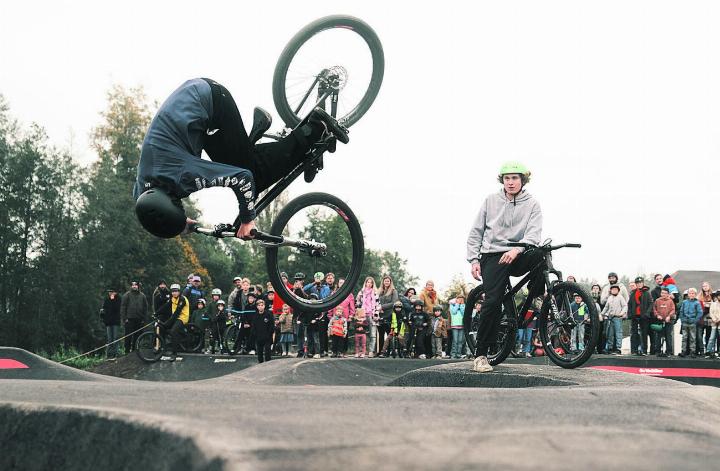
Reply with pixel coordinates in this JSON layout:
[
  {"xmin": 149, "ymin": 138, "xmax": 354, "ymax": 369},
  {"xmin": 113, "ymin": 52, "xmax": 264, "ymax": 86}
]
[
  {"xmin": 305, "ymin": 272, "xmax": 331, "ymax": 299},
  {"xmin": 600, "ymin": 272, "xmax": 629, "ymax": 306},
  {"xmin": 230, "ymin": 278, "xmax": 252, "ymax": 319},
  {"xmin": 101, "ymin": 289, "xmax": 122, "ymax": 359},
  {"xmin": 628, "ymin": 277, "xmax": 654, "ymax": 355},
  {"xmin": 182, "ymin": 275, "xmax": 205, "ymax": 314},
  {"xmin": 600, "ymin": 284, "xmax": 627, "ymax": 354},
  {"xmin": 227, "ymin": 276, "xmax": 243, "ymax": 313},
  {"xmin": 121, "ymin": 281, "xmax": 148, "ymax": 353},
  {"xmin": 152, "ymin": 280, "xmax": 170, "ymax": 315},
  {"xmin": 356, "ymin": 276, "xmax": 379, "ymax": 357},
  {"xmin": 325, "ymin": 272, "xmax": 337, "ymax": 293},
  {"xmin": 698, "ymin": 282, "xmax": 713, "ymax": 355},
  {"xmin": 566, "ymin": 275, "xmax": 577, "ymax": 282},
  {"xmin": 590, "ymin": 284, "xmax": 606, "ymax": 353},
  {"xmin": 377, "ymin": 275, "xmax": 400, "ymax": 352},
  {"xmin": 419, "ymin": 281, "xmax": 438, "ymax": 355},
  {"xmin": 679, "ymin": 288, "xmax": 703, "ymax": 357},
  {"xmin": 650, "ymin": 274, "xmax": 664, "ymax": 301}
]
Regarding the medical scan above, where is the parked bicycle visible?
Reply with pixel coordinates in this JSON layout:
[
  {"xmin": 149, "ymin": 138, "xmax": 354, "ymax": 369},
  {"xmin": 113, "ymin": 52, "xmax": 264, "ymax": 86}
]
[
  {"xmin": 194, "ymin": 15, "xmax": 384, "ymax": 315},
  {"xmin": 464, "ymin": 240, "xmax": 600, "ymax": 369},
  {"xmin": 135, "ymin": 317, "xmax": 204, "ymax": 363}
]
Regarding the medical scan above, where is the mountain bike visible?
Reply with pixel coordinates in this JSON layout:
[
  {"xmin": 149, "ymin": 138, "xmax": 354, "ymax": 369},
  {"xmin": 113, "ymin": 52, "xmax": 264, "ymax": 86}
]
[
  {"xmin": 135, "ymin": 317, "xmax": 204, "ymax": 363},
  {"xmin": 194, "ymin": 15, "xmax": 384, "ymax": 314},
  {"xmin": 464, "ymin": 241, "xmax": 600, "ymax": 369}
]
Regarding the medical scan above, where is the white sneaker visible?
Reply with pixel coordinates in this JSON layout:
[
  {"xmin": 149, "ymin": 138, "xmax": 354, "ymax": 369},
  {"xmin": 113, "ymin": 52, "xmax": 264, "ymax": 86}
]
[
  {"xmin": 249, "ymin": 350, "xmax": 256, "ymax": 355},
  {"xmin": 472, "ymin": 356, "xmax": 493, "ymax": 373},
  {"xmin": 313, "ymin": 354, "xmax": 320, "ymax": 359},
  {"xmin": 419, "ymin": 354, "xmax": 427, "ymax": 359}
]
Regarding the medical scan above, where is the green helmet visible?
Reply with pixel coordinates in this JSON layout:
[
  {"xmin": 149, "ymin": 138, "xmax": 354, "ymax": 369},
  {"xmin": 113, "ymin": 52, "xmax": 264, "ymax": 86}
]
[
  {"xmin": 314, "ymin": 271, "xmax": 324, "ymax": 280},
  {"xmin": 498, "ymin": 161, "xmax": 531, "ymax": 184}
]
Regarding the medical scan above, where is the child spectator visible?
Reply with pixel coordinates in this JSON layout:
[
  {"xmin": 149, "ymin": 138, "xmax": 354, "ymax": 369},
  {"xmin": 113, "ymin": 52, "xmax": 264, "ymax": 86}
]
[
  {"xmin": 328, "ymin": 306, "xmax": 348, "ymax": 357},
  {"xmin": 193, "ymin": 298, "xmax": 208, "ymax": 330},
  {"xmin": 353, "ymin": 308, "xmax": 369, "ymax": 358},
  {"xmin": 449, "ymin": 295, "xmax": 466, "ymax": 359},
  {"xmin": 532, "ymin": 331, "xmax": 544, "ymax": 357},
  {"xmin": 569, "ymin": 294, "xmax": 587, "ymax": 352},
  {"xmin": 409, "ymin": 299, "xmax": 429, "ymax": 359},
  {"xmin": 652, "ymin": 287, "xmax": 676, "ymax": 357},
  {"xmin": 379, "ymin": 300, "xmax": 408, "ymax": 357},
  {"xmin": 600, "ymin": 284, "xmax": 627, "ymax": 355},
  {"xmin": 211, "ymin": 300, "xmax": 228, "ymax": 354},
  {"xmin": 704, "ymin": 293, "xmax": 720, "ymax": 358},
  {"xmin": 679, "ymin": 288, "xmax": 703, "ymax": 357},
  {"xmin": 251, "ymin": 299, "xmax": 274, "ymax": 363},
  {"xmin": 430, "ymin": 305, "xmax": 447, "ymax": 359},
  {"xmin": 277, "ymin": 304, "xmax": 294, "ymax": 356}
]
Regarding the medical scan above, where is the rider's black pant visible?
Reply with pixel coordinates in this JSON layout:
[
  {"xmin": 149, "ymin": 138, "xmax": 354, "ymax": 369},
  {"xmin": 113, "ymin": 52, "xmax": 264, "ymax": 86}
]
[
  {"xmin": 475, "ymin": 250, "xmax": 546, "ymax": 357},
  {"xmin": 201, "ymin": 78, "xmax": 321, "ymax": 194},
  {"xmin": 168, "ymin": 319, "xmax": 186, "ymax": 354}
]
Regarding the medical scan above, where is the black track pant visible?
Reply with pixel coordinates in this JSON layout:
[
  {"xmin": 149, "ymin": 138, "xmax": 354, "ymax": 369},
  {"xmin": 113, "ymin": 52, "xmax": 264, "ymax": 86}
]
[
  {"xmin": 202, "ymin": 78, "xmax": 322, "ymax": 194},
  {"xmin": 256, "ymin": 340, "xmax": 272, "ymax": 363},
  {"xmin": 475, "ymin": 250, "xmax": 546, "ymax": 357},
  {"xmin": 124, "ymin": 318, "xmax": 144, "ymax": 353}
]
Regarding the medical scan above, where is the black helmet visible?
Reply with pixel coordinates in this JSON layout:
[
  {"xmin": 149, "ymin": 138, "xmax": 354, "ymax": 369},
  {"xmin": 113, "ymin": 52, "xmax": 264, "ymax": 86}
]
[
  {"xmin": 294, "ymin": 272, "xmax": 306, "ymax": 281},
  {"xmin": 432, "ymin": 305, "xmax": 443, "ymax": 312},
  {"xmin": 413, "ymin": 299, "xmax": 424, "ymax": 307},
  {"xmin": 135, "ymin": 189, "xmax": 186, "ymax": 238}
]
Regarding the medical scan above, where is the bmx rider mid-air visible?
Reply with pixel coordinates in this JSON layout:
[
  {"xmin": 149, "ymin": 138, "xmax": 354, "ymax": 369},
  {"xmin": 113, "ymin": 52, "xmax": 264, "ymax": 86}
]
[{"xmin": 133, "ymin": 78, "xmax": 348, "ymax": 240}]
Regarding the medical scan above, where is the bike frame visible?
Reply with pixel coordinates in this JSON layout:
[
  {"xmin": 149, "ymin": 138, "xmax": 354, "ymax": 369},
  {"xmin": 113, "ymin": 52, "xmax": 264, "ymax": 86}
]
[{"xmin": 499, "ymin": 248, "xmax": 566, "ymax": 331}]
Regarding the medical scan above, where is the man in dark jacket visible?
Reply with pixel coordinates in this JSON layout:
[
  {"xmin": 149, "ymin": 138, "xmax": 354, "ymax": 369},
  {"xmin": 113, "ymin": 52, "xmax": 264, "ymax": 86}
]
[
  {"xmin": 183, "ymin": 275, "xmax": 205, "ymax": 316},
  {"xmin": 628, "ymin": 277, "xmax": 655, "ymax": 355},
  {"xmin": 121, "ymin": 281, "xmax": 149, "ymax": 353},
  {"xmin": 251, "ymin": 299, "xmax": 275, "ymax": 363},
  {"xmin": 153, "ymin": 281, "xmax": 171, "ymax": 317},
  {"xmin": 101, "ymin": 289, "xmax": 122, "ymax": 358},
  {"xmin": 650, "ymin": 274, "xmax": 664, "ymax": 301}
]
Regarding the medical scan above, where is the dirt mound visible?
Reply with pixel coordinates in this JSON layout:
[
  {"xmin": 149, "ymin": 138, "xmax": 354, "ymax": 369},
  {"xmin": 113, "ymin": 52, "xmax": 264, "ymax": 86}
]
[
  {"xmin": 0, "ymin": 403, "xmax": 224, "ymax": 471},
  {"xmin": 0, "ymin": 347, "xmax": 113, "ymax": 382}
]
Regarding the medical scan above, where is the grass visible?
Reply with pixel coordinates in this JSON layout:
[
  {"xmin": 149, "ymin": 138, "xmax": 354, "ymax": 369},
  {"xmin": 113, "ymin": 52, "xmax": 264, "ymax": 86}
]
[{"xmin": 38, "ymin": 345, "xmax": 112, "ymax": 370}]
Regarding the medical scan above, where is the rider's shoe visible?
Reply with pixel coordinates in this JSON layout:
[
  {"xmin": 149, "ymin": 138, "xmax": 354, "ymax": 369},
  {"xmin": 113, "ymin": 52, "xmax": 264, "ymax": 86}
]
[
  {"xmin": 309, "ymin": 107, "xmax": 349, "ymax": 144},
  {"xmin": 167, "ymin": 352, "xmax": 177, "ymax": 362},
  {"xmin": 418, "ymin": 354, "xmax": 427, "ymax": 359},
  {"xmin": 472, "ymin": 356, "xmax": 493, "ymax": 373}
]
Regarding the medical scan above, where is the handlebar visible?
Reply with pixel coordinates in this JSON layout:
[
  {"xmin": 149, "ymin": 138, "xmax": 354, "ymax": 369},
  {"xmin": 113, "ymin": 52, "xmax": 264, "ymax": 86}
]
[
  {"xmin": 507, "ymin": 242, "xmax": 582, "ymax": 251},
  {"xmin": 193, "ymin": 225, "xmax": 284, "ymax": 243}
]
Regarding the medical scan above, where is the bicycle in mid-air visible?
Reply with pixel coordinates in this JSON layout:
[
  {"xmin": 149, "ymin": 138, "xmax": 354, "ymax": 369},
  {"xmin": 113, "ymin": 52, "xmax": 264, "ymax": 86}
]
[
  {"xmin": 194, "ymin": 15, "xmax": 384, "ymax": 315},
  {"xmin": 464, "ymin": 241, "xmax": 600, "ymax": 369}
]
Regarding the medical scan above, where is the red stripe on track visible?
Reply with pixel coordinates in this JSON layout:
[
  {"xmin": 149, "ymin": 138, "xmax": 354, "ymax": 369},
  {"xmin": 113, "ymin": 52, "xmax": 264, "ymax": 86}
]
[
  {"xmin": 591, "ymin": 366, "xmax": 720, "ymax": 378},
  {"xmin": 0, "ymin": 359, "xmax": 29, "ymax": 369}
]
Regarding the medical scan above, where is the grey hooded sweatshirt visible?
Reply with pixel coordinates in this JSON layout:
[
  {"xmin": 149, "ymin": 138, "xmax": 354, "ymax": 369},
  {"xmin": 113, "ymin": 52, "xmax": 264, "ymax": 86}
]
[{"xmin": 466, "ymin": 189, "xmax": 542, "ymax": 263}]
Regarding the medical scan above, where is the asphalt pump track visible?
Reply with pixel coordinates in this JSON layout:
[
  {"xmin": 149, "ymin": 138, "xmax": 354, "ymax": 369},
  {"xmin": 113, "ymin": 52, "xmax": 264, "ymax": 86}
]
[{"xmin": 2, "ymin": 347, "xmax": 720, "ymax": 470}]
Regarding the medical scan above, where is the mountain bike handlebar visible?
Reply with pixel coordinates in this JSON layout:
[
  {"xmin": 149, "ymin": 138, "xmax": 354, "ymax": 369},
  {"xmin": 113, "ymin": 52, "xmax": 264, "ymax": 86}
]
[{"xmin": 507, "ymin": 242, "xmax": 582, "ymax": 251}]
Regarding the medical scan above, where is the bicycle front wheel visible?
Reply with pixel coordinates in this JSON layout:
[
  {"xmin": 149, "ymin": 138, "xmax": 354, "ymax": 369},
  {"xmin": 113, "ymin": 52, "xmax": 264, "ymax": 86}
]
[
  {"xmin": 135, "ymin": 332, "xmax": 163, "ymax": 363},
  {"xmin": 265, "ymin": 192, "xmax": 364, "ymax": 313},
  {"xmin": 538, "ymin": 282, "xmax": 600, "ymax": 368},
  {"xmin": 272, "ymin": 15, "xmax": 384, "ymax": 128},
  {"xmin": 224, "ymin": 324, "xmax": 240, "ymax": 353},
  {"xmin": 464, "ymin": 284, "xmax": 517, "ymax": 366},
  {"xmin": 182, "ymin": 323, "xmax": 204, "ymax": 353}
]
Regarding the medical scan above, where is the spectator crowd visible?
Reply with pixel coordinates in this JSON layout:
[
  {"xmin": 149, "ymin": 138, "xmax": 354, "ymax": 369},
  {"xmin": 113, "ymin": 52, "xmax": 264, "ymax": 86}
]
[{"xmin": 99, "ymin": 270, "xmax": 720, "ymax": 362}]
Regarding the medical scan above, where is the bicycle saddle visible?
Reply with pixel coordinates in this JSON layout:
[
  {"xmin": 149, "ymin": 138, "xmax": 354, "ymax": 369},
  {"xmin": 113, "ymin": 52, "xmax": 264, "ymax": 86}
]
[{"xmin": 248, "ymin": 107, "xmax": 272, "ymax": 145}]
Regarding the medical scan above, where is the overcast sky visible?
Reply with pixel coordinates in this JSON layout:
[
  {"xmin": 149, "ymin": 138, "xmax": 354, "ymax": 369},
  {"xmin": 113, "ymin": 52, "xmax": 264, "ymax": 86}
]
[{"xmin": 1, "ymin": 0, "xmax": 719, "ymax": 292}]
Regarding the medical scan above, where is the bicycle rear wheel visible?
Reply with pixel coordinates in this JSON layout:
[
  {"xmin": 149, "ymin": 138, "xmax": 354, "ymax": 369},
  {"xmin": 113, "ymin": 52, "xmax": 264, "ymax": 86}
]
[
  {"xmin": 265, "ymin": 192, "xmax": 364, "ymax": 313},
  {"xmin": 464, "ymin": 284, "xmax": 517, "ymax": 366},
  {"xmin": 538, "ymin": 282, "xmax": 600, "ymax": 368},
  {"xmin": 272, "ymin": 15, "xmax": 384, "ymax": 128},
  {"xmin": 135, "ymin": 331, "xmax": 163, "ymax": 363}
]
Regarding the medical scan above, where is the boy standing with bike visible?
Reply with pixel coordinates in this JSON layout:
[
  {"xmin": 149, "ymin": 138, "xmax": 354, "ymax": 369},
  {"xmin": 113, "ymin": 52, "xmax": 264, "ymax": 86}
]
[{"xmin": 466, "ymin": 162, "xmax": 543, "ymax": 373}]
